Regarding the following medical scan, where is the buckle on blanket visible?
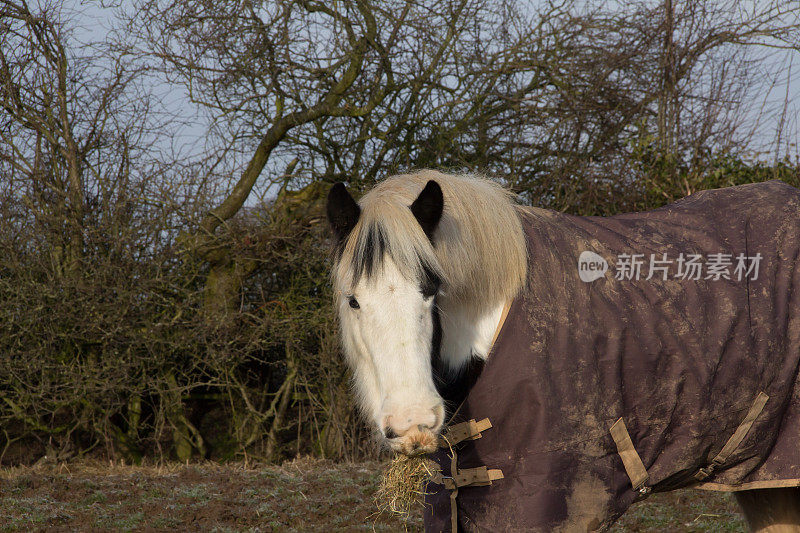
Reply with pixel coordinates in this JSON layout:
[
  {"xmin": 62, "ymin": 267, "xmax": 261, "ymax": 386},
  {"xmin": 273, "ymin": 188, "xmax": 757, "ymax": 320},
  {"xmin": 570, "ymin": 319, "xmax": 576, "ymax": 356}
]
[
  {"xmin": 430, "ymin": 465, "xmax": 504, "ymax": 490},
  {"xmin": 430, "ymin": 443, "xmax": 504, "ymax": 532},
  {"xmin": 438, "ymin": 418, "xmax": 493, "ymax": 447},
  {"xmin": 694, "ymin": 465, "xmax": 716, "ymax": 482}
]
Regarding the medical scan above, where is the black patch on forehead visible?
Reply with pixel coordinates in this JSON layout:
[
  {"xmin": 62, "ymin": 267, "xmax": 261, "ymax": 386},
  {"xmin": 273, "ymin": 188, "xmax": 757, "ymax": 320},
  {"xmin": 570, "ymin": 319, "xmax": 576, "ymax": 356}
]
[
  {"xmin": 350, "ymin": 222, "xmax": 386, "ymax": 285},
  {"xmin": 347, "ymin": 221, "xmax": 437, "ymax": 288}
]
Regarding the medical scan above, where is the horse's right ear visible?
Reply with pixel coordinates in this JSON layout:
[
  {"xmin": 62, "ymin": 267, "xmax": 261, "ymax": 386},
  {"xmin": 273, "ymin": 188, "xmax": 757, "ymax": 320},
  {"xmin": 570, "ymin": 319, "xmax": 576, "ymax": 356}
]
[
  {"xmin": 410, "ymin": 180, "xmax": 443, "ymax": 241},
  {"xmin": 326, "ymin": 182, "xmax": 360, "ymax": 242}
]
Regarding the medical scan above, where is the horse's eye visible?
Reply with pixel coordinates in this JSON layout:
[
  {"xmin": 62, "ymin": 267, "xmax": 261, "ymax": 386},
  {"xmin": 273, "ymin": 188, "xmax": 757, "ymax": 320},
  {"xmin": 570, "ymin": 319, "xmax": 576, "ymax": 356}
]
[
  {"xmin": 421, "ymin": 265, "xmax": 440, "ymax": 299},
  {"xmin": 348, "ymin": 296, "xmax": 360, "ymax": 309}
]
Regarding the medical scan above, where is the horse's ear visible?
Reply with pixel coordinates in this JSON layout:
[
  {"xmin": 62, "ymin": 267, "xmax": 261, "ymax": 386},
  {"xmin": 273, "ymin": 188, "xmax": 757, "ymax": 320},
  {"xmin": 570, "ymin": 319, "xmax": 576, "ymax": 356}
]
[
  {"xmin": 327, "ymin": 182, "xmax": 360, "ymax": 242},
  {"xmin": 410, "ymin": 180, "xmax": 443, "ymax": 241}
]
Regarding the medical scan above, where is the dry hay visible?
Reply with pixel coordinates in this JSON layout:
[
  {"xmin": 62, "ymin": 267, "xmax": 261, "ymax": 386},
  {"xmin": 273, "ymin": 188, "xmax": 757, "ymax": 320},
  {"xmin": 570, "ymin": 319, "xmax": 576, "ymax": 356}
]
[{"xmin": 374, "ymin": 454, "xmax": 436, "ymax": 518}]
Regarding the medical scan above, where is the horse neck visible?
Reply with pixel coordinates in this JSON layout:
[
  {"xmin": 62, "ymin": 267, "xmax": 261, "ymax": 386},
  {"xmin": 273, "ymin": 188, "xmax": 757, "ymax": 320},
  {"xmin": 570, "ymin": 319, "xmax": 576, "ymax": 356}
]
[
  {"xmin": 437, "ymin": 294, "xmax": 507, "ymax": 374},
  {"xmin": 431, "ymin": 195, "xmax": 526, "ymax": 374}
]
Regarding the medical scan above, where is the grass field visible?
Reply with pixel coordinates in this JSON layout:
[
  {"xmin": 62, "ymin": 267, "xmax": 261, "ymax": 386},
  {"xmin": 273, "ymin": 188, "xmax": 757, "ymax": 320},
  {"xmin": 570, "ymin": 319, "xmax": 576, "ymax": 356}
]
[{"xmin": 0, "ymin": 458, "xmax": 746, "ymax": 532}]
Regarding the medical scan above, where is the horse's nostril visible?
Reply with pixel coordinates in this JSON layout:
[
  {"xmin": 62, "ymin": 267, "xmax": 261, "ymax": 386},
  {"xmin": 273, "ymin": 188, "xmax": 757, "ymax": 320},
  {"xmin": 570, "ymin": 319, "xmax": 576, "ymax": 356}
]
[
  {"xmin": 417, "ymin": 424, "xmax": 429, "ymax": 432},
  {"xmin": 384, "ymin": 427, "xmax": 398, "ymax": 439}
]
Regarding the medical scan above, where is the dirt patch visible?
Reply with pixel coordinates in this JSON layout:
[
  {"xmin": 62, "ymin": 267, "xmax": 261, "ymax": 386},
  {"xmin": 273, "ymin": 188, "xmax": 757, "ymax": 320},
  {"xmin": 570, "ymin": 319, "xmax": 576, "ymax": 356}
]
[{"xmin": 0, "ymin": 459, "xmax": 746, "ymax": 531}]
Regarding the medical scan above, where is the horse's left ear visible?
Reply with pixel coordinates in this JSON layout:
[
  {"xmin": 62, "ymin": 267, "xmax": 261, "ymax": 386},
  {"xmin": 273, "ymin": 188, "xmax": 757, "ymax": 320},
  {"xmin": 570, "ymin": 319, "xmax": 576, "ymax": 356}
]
[{"xmin": 410, "ymin": 180, "xmax": 443, "ymax": 241}]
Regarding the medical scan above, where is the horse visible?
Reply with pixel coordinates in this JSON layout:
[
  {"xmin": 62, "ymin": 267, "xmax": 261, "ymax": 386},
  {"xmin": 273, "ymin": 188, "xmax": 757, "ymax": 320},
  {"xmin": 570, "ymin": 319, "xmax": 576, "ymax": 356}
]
[{"xmin": 326, "ymin": 170, "xmax": 800, "ymax": 532}]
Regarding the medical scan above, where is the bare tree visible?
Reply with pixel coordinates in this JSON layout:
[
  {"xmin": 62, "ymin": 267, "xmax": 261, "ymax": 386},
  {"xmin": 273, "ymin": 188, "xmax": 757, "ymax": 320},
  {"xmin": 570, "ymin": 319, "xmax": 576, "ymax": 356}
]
[
  {"xmin": 656, "ymin": 1, "xmax": 799, "ymax": 167},
  {"xmin": 0, "ymin": 0, "xmax": 211, "ymax": 462},
  {"xmin": 122, "ymin": 0, "xmax": 589, "ymax": 311},
  {"xmin": 498, "ymin": 0, "xmax": 800, "ymax": 211},
  {"xmin": 0, "ymin": 0, "xmax": 185, "ymax": 273}
]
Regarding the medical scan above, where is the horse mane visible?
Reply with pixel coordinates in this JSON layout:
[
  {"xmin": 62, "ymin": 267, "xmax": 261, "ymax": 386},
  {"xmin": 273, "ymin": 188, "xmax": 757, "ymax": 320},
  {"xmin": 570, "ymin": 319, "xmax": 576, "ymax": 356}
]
[{"xmin": 333, "ymin": 170, "xmax": 527, "ymax": 309}]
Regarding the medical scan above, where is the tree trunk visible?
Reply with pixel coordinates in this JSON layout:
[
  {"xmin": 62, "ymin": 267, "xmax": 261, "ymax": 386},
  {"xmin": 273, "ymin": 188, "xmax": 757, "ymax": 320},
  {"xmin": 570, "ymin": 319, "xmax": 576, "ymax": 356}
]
[
  {"xmin": 164, "ymin": 372, "xmax": 206, "ymax": 462},
  {"xmin": 658, "ymin": 0, "xmax": 676, "ymax": 161}
]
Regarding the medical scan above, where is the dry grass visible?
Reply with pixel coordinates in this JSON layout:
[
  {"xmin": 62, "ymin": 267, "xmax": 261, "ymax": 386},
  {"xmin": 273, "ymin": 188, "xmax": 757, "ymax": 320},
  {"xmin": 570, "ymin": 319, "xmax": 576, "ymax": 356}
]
[
  {"xmin": 0, "ymin": 457, "xmax": 748, "ymax": 531},
  {"xmin": 373, "ymin": 455, "xmax": 435, "ymax": 520},
  {"xmin": 0, "ymin": 457, "xmax": 250, "ymax": 481},
  {"xmin": 0, "ymin": 457, "xmax": 423, "ymax": 532}
]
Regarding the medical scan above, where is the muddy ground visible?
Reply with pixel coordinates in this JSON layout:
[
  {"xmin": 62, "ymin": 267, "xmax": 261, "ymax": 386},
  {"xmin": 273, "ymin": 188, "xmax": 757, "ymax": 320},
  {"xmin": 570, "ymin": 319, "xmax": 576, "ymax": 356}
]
[{"xmin": 0, "ymin": 458, "xmax": 745, "ymax": 531}]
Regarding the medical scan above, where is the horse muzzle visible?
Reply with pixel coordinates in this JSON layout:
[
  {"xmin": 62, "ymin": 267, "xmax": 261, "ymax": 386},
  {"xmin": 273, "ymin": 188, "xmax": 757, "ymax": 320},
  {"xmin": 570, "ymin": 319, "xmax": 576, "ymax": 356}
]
[
  {"xmin": 386, "ymin": 424, "xmax": 440, "ymax": 455},
  {"xmin": 382, "ymin": 404, "xmax": 444, "ymax": 455}
]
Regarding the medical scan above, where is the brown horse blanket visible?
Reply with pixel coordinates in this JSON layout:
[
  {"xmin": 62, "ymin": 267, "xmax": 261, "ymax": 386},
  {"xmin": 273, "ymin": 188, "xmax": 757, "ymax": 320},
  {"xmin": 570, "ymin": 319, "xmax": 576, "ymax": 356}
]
[{"xmin": 424, "ymin": 180, "xmax": 800, "ymax": 532}]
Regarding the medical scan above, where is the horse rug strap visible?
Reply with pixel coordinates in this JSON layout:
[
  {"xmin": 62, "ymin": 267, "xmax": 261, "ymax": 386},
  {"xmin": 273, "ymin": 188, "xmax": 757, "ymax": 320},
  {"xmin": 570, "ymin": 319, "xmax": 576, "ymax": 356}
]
[
  {"xmin": 609, "ymin": 391, "xmax": 770, "ymax": 492},
  {"xmin": 431, "ymin": 464, "xmax": 505, "ymax": 491},
  {"xmin": 431, "ymin": 418, "xmax": 504, "ymax": 531},
  {"xmin": 439, "ymin": 418, "xmax": 493, "ymax": 447},
  {"xmin": 609, "ymin": 418, "xmax": 649, "ymax": 492},
  {"xmin": 694, "ymin": 391, "xmax": 769, "ymax": 482},
  {"xmin": 430, "ymin": 452, "xmax": 504, "ymax": 532}
]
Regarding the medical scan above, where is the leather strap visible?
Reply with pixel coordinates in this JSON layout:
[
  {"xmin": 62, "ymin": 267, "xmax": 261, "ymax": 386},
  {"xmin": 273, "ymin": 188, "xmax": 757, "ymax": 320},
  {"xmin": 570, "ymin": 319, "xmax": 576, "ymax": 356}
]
[
  {"xmin": 436, "ymin": 465, "xmax": 505, "ymax": 489},
  {"xmin": 489, "ymin": 300, "xmax": 512, "ymax": 348},
  {"xmin": 449, "ymin": 451, "xmax": 458, "ymax": 532},
  {"xmin": 439, "ymin": 418, "xmax": 492, "ymax": 447},
  {"xmin": 430, "ymin": 445, "xmax": 504, "ymax": 531},
  {"xmin": 609, "ymin": 417, "xmax": 649, "ymax": 491},
  {"xmin": 431, "ymin": 464, "xmax": 505, "ymax": 490},
  {"xmin": 694, "ymin": 391, "xmax": 769, "ymax": 482}
]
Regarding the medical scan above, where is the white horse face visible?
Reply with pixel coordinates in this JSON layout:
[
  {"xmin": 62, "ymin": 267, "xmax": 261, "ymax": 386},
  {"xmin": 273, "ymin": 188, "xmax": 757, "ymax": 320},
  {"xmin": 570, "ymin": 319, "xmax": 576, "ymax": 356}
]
[
  {"xmin": 336, "ymin": 256, "xmax": 444, "ymax": 455},
  {"xmin": 327, "ymin": 180, "xmax": 446, "ymax": 455}
]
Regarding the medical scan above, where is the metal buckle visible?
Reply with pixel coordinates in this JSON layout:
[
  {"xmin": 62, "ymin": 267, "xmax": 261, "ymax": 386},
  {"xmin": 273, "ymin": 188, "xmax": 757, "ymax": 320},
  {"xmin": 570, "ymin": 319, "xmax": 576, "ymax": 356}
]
[
  {"xmin": 694, "ymin": 465, "xmax": 716, "ymax": 482},
  {"xmin": 438, "ymin": 475, "xmax": 456, "ymax": 490},
  {"xmin": 634, "ymin": 484, "xmax": 651, "ymax": 502}
]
